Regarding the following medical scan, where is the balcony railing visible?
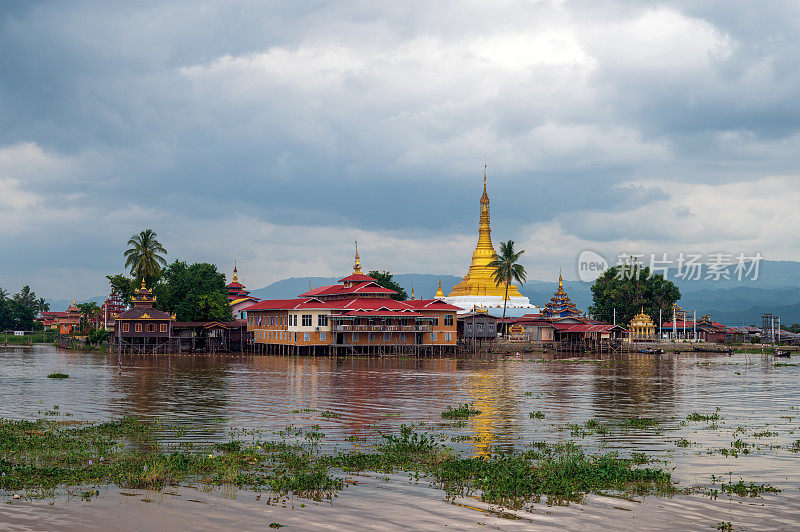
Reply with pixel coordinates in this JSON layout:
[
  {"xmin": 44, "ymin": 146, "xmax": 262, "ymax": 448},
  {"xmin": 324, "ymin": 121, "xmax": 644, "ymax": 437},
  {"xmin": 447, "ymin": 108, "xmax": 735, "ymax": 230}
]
[{"xmin": 333, "ymin": 324, "xmax": 432, "ymax": 332}]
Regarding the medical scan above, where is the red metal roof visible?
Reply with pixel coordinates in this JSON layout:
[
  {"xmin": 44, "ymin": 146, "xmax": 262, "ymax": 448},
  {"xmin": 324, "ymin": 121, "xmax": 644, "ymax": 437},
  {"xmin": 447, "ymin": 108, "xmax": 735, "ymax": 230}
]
[
  {"xmin": 299, "ymin": 282, "xmax": 396, "ymax": 297},
  {"xmin": 403, "ymin": 299, "xmax": 462, "ymax": 311},
  {"xmin": 338, "ymin": 274, "xmax": 377, "ymax": 283},
  {"xmin": 243, "ymin": 298, "xmax": 339, "ymax": 311}
]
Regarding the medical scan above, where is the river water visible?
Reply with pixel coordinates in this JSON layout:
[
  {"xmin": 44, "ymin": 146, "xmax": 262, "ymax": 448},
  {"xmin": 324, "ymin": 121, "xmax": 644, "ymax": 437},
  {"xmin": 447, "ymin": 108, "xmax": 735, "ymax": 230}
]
[{"xmin": 1, "ymin": 344, "xmax": 798, "ymax": 530}]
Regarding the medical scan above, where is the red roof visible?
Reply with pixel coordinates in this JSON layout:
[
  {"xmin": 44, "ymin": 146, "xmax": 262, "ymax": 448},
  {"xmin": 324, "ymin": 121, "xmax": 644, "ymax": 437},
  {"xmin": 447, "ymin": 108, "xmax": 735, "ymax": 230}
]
[
  {"xmin": 226, "ymin": 281, "xmax": 244, "ymax": 289},
  {"xmin": 299, "ymin": 282, "xmax": 396, "ymax": 297},
  {"xmin": 243, "ymin": 298, "xmax": 339, "ymax": 311},
  {"xmin": 338, "ymin": 274, "xmax": 377, "ymax": 283},
  {"xmin": 403, "ymin": 299, "xmax": 462, "ymax": 311}
]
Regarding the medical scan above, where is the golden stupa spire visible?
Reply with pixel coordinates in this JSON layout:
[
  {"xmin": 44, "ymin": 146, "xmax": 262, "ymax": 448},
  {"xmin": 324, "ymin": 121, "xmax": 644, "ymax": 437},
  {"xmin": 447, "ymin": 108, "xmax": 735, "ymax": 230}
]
[
  {"xmin": 233, "ymin": 260, "xmax": 239, "ymax": 282},
  {"xmin": 353, "ymin": 239, "xmax": 362, "ymax": 274},
  {"xmin": 410, "ymin": 281, "xmax": 415, "ymax": 300},
  {"xmin": 558, "ymin": 269, "xmax": 564, "ymax": 291},
  {"xmin": 435, "ymin": 275, "xmax": 444, "ymax": 298},
  {"xmin": 447, "ymin": 161, "xmax": 524, "ymax": 299},
  {"xmin": 140, "ymin": 278, "xmax": 146, "ymax": 289}
]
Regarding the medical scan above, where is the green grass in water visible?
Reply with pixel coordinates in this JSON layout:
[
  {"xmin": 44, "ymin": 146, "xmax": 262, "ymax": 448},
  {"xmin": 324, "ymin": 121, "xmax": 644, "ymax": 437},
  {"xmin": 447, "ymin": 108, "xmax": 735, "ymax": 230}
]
[
  {"xmin": 46, "ymin": 373, "xmax": 69, "ymax": 379},
  {"xmin": 440, "ymin": 404, "xmax": 482, "ymax": 419}
]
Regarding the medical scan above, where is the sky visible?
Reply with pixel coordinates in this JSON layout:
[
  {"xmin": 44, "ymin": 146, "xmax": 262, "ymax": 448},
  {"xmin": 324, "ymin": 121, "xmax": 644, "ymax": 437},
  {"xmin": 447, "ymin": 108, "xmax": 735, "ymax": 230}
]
[{"xmin": 2, "ymin": 0, "xmax": 800, "ymax": 300}]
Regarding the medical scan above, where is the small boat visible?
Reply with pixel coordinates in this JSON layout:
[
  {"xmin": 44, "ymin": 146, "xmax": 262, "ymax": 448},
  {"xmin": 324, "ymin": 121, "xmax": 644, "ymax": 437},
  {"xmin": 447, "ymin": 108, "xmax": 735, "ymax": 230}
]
[
  {"xmin": 774, "ymin": 349, "xmax": 791, "ymax": 358},
  {"xmin": 638, "ymin": 348, "xmax": 665, "ymax": 354}
]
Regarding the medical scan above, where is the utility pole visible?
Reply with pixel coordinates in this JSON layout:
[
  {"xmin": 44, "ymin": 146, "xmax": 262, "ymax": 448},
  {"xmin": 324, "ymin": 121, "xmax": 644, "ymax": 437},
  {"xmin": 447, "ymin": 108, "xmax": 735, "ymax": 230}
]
[
  {"xmin": 659, "ymin": 309, "xmax": 662, "ymax": 341},
  {"xmin": 693, "ymin": 311, "xmax": 696, "ymax": 342}
]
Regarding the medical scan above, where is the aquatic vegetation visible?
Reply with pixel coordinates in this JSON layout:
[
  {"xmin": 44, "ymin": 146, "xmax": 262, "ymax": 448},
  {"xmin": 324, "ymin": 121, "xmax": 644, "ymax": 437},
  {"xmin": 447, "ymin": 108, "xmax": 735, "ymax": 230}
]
[
  {"xmin": 715, "ymin": 521, "xmax": 733, "ymax": 531},
  {"xmin": 720, "ymin": 479, "xmax": 779, "ymax": 497},
  {"xmin": 46, "ymin": 373, "xmax": 69, "ymax": 379},
  {"xmin": 0, "ymin": 418, "xmax": 676, "ymax": 507},
  {"xmin": 774, "ymin": 363, "xmax": 800, "ymax": 367},
  {"xmin": 529, "ymin": 411, "xmax": 545, "ymax": 419},
  {"xmin": 674, "ymin": 438, "xmax": 692, "ymax": 448},
  {"xmin": 686, "ymin": 413, "xmax": 721, "ymax": 422},
  {"xmin": 320, "ymin": 411, "xmax": 342, "ymax": 419},
  {"xmin": 440, "ymin": 404, "xmax": 482, "ymax": 419},
  {"xmin": 752, "ymin": 431, "xmax": 778, "ymax": 438},
  {"xmin": 624, "ymin": 417, "xmax": 658, "ymax": 429}
]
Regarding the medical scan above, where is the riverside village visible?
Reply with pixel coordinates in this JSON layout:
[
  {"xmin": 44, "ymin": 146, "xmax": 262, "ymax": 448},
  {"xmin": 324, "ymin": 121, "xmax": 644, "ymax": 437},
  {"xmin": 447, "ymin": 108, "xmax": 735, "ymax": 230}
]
[{"xmin": 4, "ymin": 2, "xmax": 800, "ymax": 530}]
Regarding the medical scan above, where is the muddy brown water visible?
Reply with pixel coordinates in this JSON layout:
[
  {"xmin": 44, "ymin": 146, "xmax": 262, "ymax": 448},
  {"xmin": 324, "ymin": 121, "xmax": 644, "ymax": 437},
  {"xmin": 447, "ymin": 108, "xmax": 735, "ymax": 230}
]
[{"xmin": 1, "ymin": 345, "xmax": 799, "ymax": 530}]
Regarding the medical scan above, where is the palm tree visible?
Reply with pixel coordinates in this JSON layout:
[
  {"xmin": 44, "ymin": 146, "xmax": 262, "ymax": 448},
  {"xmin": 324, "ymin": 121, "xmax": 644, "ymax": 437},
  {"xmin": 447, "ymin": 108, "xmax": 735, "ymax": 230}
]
[
  {"xmin": 77, "ymin": 302, "xmax": 101, "ymax": 334},
  {"xmin": 0, "ymin": 287, "xmax": 8, "ymax": 300},
  {"xmin": 124, "ymin": 229, "xmax": 168, "ymax": 283},
  {"xmin": 488, "ymin": 240, "xmax": 527, "ymax": 331},
  {"xmin": 37, "ymin": 298, "xmax": 50, "ymax": 315}
]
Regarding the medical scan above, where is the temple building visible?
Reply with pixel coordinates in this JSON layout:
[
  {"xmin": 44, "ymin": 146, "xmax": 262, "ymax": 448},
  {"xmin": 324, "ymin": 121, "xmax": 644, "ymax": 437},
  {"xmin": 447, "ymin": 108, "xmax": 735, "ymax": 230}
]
[
  {"xmin": 56, "ymin": 301, "xmax": 82, "ymax": 335},
  {"xmin": 540, "ymin": 273, "xmax": 583, "ymax": 319},
  {"xmin": 114, "ymin": 280, "xmax": 175, "ymax": 354},
  {"xmin": 226, "ymin": 263, "xmax": 260, "ymax": 319},
  {"xmin": 244, "ymin": 247, "xmax": 461, "ymax": 355},
  {"xmin": 99, "ymin": 292, "xmax": 126, "ymax": 331},
  {"xmin": 627, "ymin": 307, "xmax": 656, "ymax": 342},
  {"xmin": 445, "ymin": 170, "xmax": 536, "ymax": 314}
]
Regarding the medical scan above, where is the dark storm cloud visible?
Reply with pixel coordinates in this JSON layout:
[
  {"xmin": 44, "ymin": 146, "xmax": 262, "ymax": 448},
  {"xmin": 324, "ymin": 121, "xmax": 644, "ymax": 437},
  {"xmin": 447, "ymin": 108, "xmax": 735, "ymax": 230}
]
[{"xmin": 1, "ymin": 1, "xmax": 799, "ymax": 297}]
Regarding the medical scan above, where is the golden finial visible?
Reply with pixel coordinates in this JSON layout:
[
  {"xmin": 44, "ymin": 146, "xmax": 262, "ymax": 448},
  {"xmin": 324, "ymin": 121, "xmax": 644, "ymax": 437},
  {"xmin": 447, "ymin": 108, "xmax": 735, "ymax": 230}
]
[
  {"xmin": 435, "ymin": 275, "xmax": 444, "ymax": 298},
  {"xmin": 309, "ymin": 280, "xmax": 312, "ymax": 291},
  {"xmin": 140, "ymin": 278, "xmax": 146, "ymax": 290},
  {"xmin": 353, "ymin": 238, "xmax": 362, "ymax": 274},
  {"xmin": 558, "ymin": 269, "xmax": 563, "ymax": 291},
  {"xmin": 480, "ymin": 156, "xmax": 489, "ymax": 206},
  {"xmin": 410, "ymin": 281, "xmax": 415, "ymax": 300},
  {"xmin": 233, "ymin": 260, "xmax": 239, "ymax": 282}
]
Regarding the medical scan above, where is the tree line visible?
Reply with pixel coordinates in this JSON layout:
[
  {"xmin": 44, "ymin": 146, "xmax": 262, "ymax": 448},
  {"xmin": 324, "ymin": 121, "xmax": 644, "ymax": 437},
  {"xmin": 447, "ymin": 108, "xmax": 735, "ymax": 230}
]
[{"xmin": 0, "ymin": 286, "xmax": 49, "ymax": 331}]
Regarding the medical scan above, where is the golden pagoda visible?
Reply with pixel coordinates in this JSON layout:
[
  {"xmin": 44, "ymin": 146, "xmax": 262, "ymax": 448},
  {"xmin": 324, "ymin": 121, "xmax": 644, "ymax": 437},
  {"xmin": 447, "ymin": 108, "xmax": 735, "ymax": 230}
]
[
  {"xmin": 435, "ymin": 276, "xmax": 444, "ymax": 298},
  {"xmin": 444, "ymin": 166, "xmax": 535, "ymax": 313},
  {"xmin": 627, "ymin": 307, "xmax": 656, "ymax": 342}
]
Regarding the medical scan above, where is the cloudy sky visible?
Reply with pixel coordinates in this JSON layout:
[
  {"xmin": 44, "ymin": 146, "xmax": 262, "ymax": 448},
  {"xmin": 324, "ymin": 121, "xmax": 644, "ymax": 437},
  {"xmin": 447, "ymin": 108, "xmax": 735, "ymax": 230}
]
[{"xmin": 2, "ymin": 0, "xmax": 799, "ymax": 299}]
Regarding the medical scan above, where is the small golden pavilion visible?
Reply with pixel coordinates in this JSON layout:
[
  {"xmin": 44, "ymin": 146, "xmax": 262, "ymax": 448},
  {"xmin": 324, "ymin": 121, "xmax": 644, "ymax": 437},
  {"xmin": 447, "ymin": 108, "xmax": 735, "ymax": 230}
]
[{"xmin": 627, "ymin": 307, "xmax": 656, "ymax": 341}]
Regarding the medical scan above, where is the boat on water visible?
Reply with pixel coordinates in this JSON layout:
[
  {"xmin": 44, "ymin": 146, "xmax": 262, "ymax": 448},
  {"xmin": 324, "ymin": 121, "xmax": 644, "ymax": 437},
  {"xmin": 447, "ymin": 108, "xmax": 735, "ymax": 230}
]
[
  {"xmin": 774, "ymin": 349, "xmax": 791, "ymax": 358},
  {"xmin": 638, "ymin": 348, "xmax": 665, "ymax": 354}
]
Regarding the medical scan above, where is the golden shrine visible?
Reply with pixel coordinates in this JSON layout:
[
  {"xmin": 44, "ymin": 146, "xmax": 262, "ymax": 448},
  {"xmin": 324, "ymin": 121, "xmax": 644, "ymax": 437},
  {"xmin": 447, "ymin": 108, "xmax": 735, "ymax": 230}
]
[
  {"xmin": 445, "ymin": 168, "xmax": 535, "ymax": 313},
  {"xmin": 627, "ymin": 307, "xmax": 656, "ymax": 341}
]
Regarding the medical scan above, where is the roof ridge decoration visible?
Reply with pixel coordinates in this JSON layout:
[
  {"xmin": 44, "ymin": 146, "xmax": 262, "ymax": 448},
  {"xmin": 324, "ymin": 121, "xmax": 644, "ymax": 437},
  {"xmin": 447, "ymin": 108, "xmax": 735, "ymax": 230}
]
[{"xmin": 353, "ymin": 238, "xmax": 362, "ymax": 274}]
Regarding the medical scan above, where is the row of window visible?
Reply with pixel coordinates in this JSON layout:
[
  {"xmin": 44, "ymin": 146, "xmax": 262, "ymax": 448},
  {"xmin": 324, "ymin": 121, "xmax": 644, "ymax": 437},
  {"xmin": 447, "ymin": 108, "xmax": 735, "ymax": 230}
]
[
  {"xmin": 249, "ymin": 313, "xmax": 330, "ymax": 328},
  {"xmin": 249, "ymin": 312, "xmax": 453, "ymax": 329},
  {"xmin": 121, "ymin": 322, "xmax": 168, "ymax": 333},
  {"xmin": 348, "ymin": 332, "xmax": 452, "ymax": 342}
]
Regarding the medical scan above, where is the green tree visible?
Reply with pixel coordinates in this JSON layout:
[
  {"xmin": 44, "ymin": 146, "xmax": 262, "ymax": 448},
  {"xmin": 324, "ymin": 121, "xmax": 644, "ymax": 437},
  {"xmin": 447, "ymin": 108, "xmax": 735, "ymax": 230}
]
[
  {"xmin": 588, "ymin": 265, "xmax": 680, "ymax": 327},
  {"xmin": 367, "ymin": 271, "xmax": 408, "ymax": 301},
  {"xmin": 106, "ymin": 274, "xmax": 137, "ymax": 305},
  {"xmin": 77, "ymin": 302, "xmax": 101, "ymax": 334},
  {"xmin": 487, "ymin": 240, "xmax": 527, "ymax": 324},
  {"xmin": 124, "ymin": 229, "xmax": 168, "ymax": 283},
  {"xmin": 154, "ymin": 260, "xmax": 232, "ymax": 322},
  {"xmin": 36, "ymin": 298, "xmax": 50, "ymax": 314}
]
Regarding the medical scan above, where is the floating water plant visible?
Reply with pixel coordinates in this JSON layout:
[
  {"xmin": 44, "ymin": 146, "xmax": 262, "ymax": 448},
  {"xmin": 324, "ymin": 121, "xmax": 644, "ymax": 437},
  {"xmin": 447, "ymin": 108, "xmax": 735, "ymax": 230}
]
[
  {"xmin": 46, "ymin": 373, "xmax": 69, "ymax": 379},
  {"xmin": 686, "ymin": 412, "xmax": 720, "ymax": 422},
  {"xmin": 440, "ymin": 404, "xmax": 482, "ymax": 419},
  {"xmin": 529, "ymin": 411, "xmax": 545, "ymax": 419}
]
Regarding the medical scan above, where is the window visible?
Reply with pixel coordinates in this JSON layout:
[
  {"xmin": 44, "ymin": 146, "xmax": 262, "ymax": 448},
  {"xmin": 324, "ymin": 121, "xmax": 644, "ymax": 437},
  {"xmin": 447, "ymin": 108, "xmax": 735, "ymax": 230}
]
[
  {"xmin": 291, "ymin": 314, "xmax": 298, "ymax": 326},
  {"xmin": 369, "ymin": 332, "xmax": 375, "ymax": 342},
  {"xmin": 444, "ymin": 314, "xmax": 453, "ymax": 327},
  {"xmin": 445, "ymin": 332, "xmax": 452, "ymax": 341},
  {"xmin": 431, "ymin": 332, "xmax": 437, "ymax": 341},
  {"xmin": 135, "ymin": 323, "xmax": 142, "ymax": 332},
  {"xmin": 399, "ymin": 333, "xmax": 405, "ymax": 342},
  {"xmin": 432, "ymin": 316, "xmax": 439, "ymax": 326},
  {"xmin": 320, "ymin": 332, "xmax": 326, "ymax": 341},
  {"xmin": 302, "ymin": 314, "xmax": 312, "ymax": 327},
  {"xmin": 304, "ymin": 332, "xmax": 311, "ymax": 342},
  {"xmin": 352, "ymin": 332, "xmax": 358, "ymax": 342},
  {"xmin": 318, "ymin": 314, "xmax": 328, "ymax": 327},
  {"xmin": 160, "ymin": 323, "xmax": 167, "ymax": 333},
  {"xmin": 294, "ymin": 332, "xmax": 297, "ymax": 343},
  {"xmin": 122, "ymin": 323, "xmax": 129, "ymax": 333}
]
